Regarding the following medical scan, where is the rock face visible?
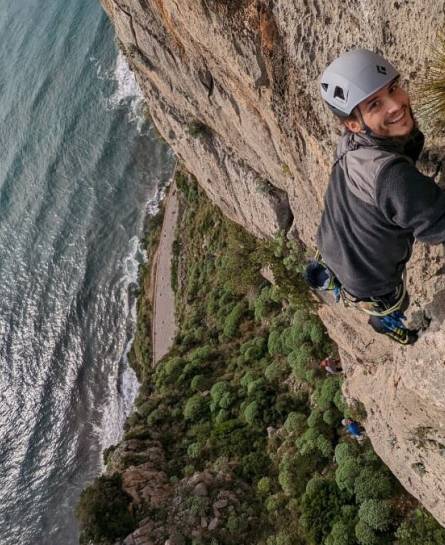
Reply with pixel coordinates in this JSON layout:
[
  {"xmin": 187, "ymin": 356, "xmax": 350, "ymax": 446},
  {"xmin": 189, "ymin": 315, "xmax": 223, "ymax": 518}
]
[{"xmin": 101, "ymin": 0, "xmax": 445, "ymax": 525}]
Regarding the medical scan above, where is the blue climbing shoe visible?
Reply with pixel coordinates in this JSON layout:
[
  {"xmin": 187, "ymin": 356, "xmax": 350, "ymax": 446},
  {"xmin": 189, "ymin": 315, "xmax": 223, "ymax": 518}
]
[
  {"xmin": 368, "ymin": 311, "xmax": 418, "ymax": 345},
  {"xmin": 304, "ymin": 260, "xmax": 341, "ymax": 302}
]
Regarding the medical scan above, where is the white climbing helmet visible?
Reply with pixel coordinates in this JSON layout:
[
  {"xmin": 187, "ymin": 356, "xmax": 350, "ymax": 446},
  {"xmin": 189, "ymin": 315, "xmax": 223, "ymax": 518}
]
[{"xmin": 320, "ymin": 49, "xmax": 399, "ymax": 117}]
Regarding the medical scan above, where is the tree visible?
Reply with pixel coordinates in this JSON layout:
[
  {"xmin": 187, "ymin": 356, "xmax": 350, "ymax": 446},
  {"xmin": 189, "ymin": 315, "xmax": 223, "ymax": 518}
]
[
  {"xmin": 325, "ymin": 520, "xmax": 357, "ymax": 545},
  {"xmin": 300, "ymin": 477, "xmax": 344, "ymax": 544},
  {"xmin": 395, "ymin": 508, "xmax": 445, "ymax": 545},
  {"xmin": 358, "ymin": 500, "xmax": 392, "ymax": 531},
  {"xmin": 76, "ymin": 474, "xmax": 134, "ymax": 545},
  {"xmin": 354, "ymin": 468, "xmax": 393, "ymax": 503},
  {"xmin": 335, "ymin": 458, "xmax": 361, "ymax": 495},
  {"xmin": 355, "ymin": 520, "xmax": 381, "ymax": 545},
  {"xmin": 183, "ymin": 394, "xmax": 208, "ymax": 421}
]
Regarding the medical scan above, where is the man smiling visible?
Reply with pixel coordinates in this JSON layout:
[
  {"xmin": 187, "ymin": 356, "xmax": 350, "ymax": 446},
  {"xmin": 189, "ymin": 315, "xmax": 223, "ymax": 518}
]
[{"xmin": 311, "ymin": 49, "xmax": 445, "ymax": 344}]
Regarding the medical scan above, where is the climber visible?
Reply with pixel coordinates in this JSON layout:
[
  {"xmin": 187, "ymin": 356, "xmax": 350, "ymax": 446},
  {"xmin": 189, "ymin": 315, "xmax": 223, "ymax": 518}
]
[
  {"xmin": 341, "ymin": 419, "xmax": 366, "ymax": 443},
  {"xmin": 306, "ymin": 48, "xmax": 445, "ymax": 345},
  {"xmin": 320, "ymin": 357, "xmax": 342, "ymax": 375}
]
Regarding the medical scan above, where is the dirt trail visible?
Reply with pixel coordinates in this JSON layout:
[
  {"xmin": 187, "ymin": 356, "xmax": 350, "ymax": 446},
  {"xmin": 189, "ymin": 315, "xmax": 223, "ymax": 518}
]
[{"xmin": 151, "ymin": 177, "xmax": 178, "ymax": 365}]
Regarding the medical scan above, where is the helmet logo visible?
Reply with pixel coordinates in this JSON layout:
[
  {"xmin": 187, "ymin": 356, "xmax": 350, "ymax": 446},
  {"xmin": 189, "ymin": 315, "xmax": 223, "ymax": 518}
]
[{"xmin": 376, "ymin": 65, "xmax": 387, "ymax": 75}]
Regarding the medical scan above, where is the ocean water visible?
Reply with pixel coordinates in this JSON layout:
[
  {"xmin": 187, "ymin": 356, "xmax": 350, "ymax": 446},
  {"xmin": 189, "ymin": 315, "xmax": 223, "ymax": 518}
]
[{"xmin": 0, "ymin": 1, "xmax": 173, "ymax": 544}]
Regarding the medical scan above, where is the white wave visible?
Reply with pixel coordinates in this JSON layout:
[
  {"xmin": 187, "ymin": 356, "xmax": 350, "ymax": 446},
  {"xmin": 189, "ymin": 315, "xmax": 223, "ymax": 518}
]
[{"xmin": 107, "ymin": 51, "xmax": 147, "ymax": 134}]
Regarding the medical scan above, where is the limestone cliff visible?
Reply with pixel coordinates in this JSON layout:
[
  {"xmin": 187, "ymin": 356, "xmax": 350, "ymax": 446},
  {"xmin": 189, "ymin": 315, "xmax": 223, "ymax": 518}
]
[{"xmin": 100, "ymin": 0, "xmax": 445, "ymax": 525}]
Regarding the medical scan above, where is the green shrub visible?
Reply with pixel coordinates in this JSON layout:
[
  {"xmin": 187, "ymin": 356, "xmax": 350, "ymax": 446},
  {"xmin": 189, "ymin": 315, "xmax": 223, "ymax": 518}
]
[
  {"xmin": 257, "ymin": 477, "xmax": 271, "ymax": 494},
  {"xmin": 335, "ymin": 442, "xmax": 360, "ymax": 465},
  {"xmin": 325, "ymin": 520, "xmax": 357, "ymax": 545},
  {"xmin": 323, "ymin": 408, "xmax": 341, "ymax": 427},
  {"xmin": 334, "ymin": 389, "xmax": 348, "ymax": 414},
  {"xmin": 187, "ymin": 120, "xmax": 210, "ymax": 138},
  {"xmin": 76, "ymin": 474, "xmax": 134, "ymax": 545},
  {"xmin": 281, "ymin": 325, "xmax": 306, "ymax": 354},
  {"xmin": 288, "ymin": 344, "xmax": 314, "ymax": 380},
  {"xmin": 335, "ymin": 458, "xmax": 361, "ymax": 495},
  {"xmin": 223, "ymin": 301, "xmax": 247, "ymax": 338},
  {"xmin": 243, "ymin": 401, "xmax": 260, "ymax": 425},
  {"xmin": 190, "ymin": 374, "xmax": 207, "ymax": 392},
  {"xmin": 355, "ymin": 520, "xmax": 381, "ymax": 545},
  {"xmin": 300, "ymin": 477, "xmax": 344, "ymax": 544},
  {"xmin": 155, "ymin": 356, "xmax": 184, "ymax": 387},
  {"xmin": 308, "ymin": 320, "xmax": 326, "ymax": 347},
  {"xmin": 284, "ymin": 412, "xmax": 307, "ymax": 435},
  {"xmin": 254, "ymin": 286, "xmax": 278, "ymax": 321},
  {"xmin": 268, "ymin": 329, "xmax": 284, "ymax": 355},
  {"xmin": 183, "ymin": 395, "xmax": 208, "ymax": 421},
  {"xmin": 354, "ymin": 468, "xmax": 393, "ymax": 503},
  {"xmin": 395, "ymin": 508, "xmax": 445, "ymax": 545},
  {"xmin": 265, "ymin": 493, "xmax": 287, "ymax": 512},
  {"xmin": 264, "ymin": 361, "xmax": 286, "ymax": 383},
  {"xmin": 187, "ymin": 442, "xmax": 202, "ymax": 459},
  {"xmin": 307, "ymin": 409, "xmax": 324, "ymax": 429},
  {"xmin": 314, "ymin": 376, "xmax": 341, "ymax": 411},
  {"xmin": 358, "ymin": 500, "xmax": 392, "ymax": 531},
  {"xmin": 240, "ymin": 336, "xmax": 267, "ymax": 361},
  {"xmin": 247, "ymin": 377, "xmax": 266, "ymax": 396},
  {"xmin": 316, "ymin": 435, "xmax": 334, "ymax": 458},
  {"xmin": 210, "ymin": 381, "xmax": 231, "ymax": 405},
  {"xmin": 214, "ymin": 408, "xmax": 229, "ymax": 424}
]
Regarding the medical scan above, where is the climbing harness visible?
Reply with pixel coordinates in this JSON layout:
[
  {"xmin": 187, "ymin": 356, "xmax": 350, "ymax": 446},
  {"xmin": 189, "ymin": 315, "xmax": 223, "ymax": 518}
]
[{"xmin": 305, "ymin": 251, "xmax": 417, "ymax": 345}]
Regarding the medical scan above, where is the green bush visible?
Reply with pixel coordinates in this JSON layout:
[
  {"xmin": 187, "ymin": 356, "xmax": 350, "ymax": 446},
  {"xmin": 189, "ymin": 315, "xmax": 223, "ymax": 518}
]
[
  {"xmin": 307, "ymin": 409, "xmax": 324, "ymax": 429},
  {"xmin": 335, "ymin": 442, "xmax": 360, "ymax": 465},
  {"xmin": 335, "ymin": 458, "xmax": 361, "ymax": 495},
  {"xmin": 354, "ymin": 468, "xmax": 393, "ymax": 503},
  {"xmin": 268, "ymin": 329, "xmax": 284, "ymax": 355},
  {"xmin": 334, "ymin": 389, "xmax": 348, "ymax": 414},
  {"xmin": 323, "ymin": 408, "xmax": 341, "ymax": 427},
  {"xmin": 254, "ymin": 286, "xmax": 278, "ymax": 321},
  {"xmin": 243, "ymin": 401, "xmax": 260, "ymax": 425},
  {"xmin": 257, "ymin": 477, "xmax": 271, "ymax": 494},
  {"xmin": 314, "ymin": 376, "xmax": 341, "ymax": 411},
  {"xmin": 187, "ymin": 442, "xmax": 202, "ymax": 459},
  {"xmin": 395, "ymin": 508, "xmax": 445, "ymax": 545},
  {"xmin": 281, "ymin": 325, "xmax": 306, "ymax": 354},
  {"xmin": 155, "ymin": 356, "xmax": 184, "ymax": 387},
  {"xmin": 223, "ymin": 301, "xmax": 247, "ymax": 338},
  {"xmin": 190, "ymin": 374, "xmax": 207, "ymax": 392},
  {"xmin": 325, "ymin": 520, "xmax": 357, "ymax": 545},
  {"xmin": 240, "ymin": 336, "xmax": 267, "ymax": 361},
  {"xmin": 264, "ymin": 361, "xmax": 286, "ymax": 383},
  {"xmin": 183, "ymin": 395, "xmax": 208, "ymax": 421},
  {"xmin": 355, "ymin": 520, "xmax": 381, "ymax": 545},
  {"xmin": 284, "ymin": 412, "xmax": 307, "ymax": 435},
  {"xmin": 300, "ymin": 477, "xmax": 344, "ymax": 544},
  {"xmin": 288, "ymin": 344, "xmax": 314, "ymax": 380},
  {"xmin": 358, "ymin": 500, "xmax": 392, "ymax": 531},
  {"xmin": 76, "ymin": 474, "xmax": 134, "ymax": 545},
  {"xmin": 210, "ymin": 381, "xmax": 231, "ymax": 405},
  {"xmin": 265, "ymin": 493, "xmax": 287, "ymax": 512}
]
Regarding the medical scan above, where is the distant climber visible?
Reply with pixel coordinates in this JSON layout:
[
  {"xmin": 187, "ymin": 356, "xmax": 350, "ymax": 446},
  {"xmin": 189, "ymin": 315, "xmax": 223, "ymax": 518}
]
[
  {"xmin": 306, "ymin": 48, "xmax": 445, "ymax": 345},
  {"xmin": 320, "ymin": 357, "xmax": 342, "ymax": 375},
  {"xmin": 341, "ymin": 418, "xmax": 365, "ymax": 442}
]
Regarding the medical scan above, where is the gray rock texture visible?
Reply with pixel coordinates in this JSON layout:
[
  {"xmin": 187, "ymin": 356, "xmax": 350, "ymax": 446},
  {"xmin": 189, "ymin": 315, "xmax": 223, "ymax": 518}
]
[{"xmin": 101, "ymin": 0, "xmax": 445, "ymax": 526}]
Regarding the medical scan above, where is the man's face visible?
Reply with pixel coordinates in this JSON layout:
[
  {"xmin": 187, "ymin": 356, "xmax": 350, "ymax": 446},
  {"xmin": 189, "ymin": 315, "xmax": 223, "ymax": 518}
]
[{"xmin": 345, "ymin": 79, "xmax": 414, "ymax": 138}]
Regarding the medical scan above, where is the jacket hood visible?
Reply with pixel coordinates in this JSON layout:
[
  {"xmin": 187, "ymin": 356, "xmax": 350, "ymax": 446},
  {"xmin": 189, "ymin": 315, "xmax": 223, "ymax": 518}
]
[{"xmin": 335, "ymin": 128, "xmax": 421, "ymax": 163}]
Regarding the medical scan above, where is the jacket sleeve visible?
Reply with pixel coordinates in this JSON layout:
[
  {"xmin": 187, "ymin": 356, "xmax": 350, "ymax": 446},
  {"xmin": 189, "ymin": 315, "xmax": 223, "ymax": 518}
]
[{"xmin": 376, "ymin": 159, "xmax": 445, "ymax": 244}]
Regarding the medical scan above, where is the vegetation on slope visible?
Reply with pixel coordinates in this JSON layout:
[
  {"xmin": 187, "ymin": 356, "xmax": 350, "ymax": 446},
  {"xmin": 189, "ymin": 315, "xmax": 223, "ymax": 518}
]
[{"xmin": 76, "ymin": 170, "xmax": 445, "ymax": 545}]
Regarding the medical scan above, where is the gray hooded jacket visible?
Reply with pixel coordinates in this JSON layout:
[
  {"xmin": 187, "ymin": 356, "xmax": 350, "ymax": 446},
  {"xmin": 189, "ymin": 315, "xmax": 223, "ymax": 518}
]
[{"xmin": 316, "ymin": 128, "xmax": 445, "ymax": 298}]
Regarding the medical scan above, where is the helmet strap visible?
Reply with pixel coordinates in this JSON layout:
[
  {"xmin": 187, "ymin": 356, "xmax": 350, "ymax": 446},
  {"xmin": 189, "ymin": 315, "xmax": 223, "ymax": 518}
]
[{"xmin": 356, "ymin": 108, "xmax": 373, "ymax": 136}]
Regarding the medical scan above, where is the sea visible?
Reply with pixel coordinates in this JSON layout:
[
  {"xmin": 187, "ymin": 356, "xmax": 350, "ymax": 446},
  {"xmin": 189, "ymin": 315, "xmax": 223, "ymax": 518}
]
[{"xmin": 0, "ymin": 1, "xmax": 174, "ymax": 544}]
